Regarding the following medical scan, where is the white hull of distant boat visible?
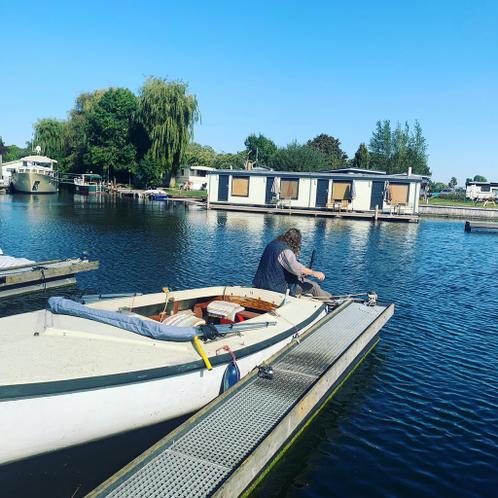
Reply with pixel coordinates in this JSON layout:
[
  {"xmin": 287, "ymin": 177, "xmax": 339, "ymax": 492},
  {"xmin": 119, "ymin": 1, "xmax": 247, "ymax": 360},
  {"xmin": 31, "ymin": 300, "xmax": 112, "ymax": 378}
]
[
  {"xmin": 11, "ymin": 170, "xmax": 58, "ymax": 193},
  {"xmin": 0, "ymin": 286, "xmax": 326, "ymax": 465}
]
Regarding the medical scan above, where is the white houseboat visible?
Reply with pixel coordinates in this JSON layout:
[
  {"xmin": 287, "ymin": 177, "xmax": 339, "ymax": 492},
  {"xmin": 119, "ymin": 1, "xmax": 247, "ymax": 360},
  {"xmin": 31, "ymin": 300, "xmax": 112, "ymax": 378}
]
[
  {"xmin": 7, "ymin": 155, "xmax": 59, "ymax": 194},
  {"xmin": 206, "ymin": 168, "xmax": 422, "ymax": 220},
  {"xmin": 176, "ymin": 165, "xmax": 215, "ymax": 190}
]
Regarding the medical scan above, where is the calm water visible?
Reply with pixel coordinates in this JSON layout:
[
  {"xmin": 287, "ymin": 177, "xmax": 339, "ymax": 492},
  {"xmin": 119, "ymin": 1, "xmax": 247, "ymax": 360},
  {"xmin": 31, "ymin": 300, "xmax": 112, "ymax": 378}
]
[{"xmin": 0, "ymin": 192, "xmax": 497, "ymax": 498}]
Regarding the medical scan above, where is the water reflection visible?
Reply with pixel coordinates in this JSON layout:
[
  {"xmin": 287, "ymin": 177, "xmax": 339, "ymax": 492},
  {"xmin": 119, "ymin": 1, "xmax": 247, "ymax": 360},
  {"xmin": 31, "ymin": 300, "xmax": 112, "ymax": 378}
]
[{"xmin": 0, "ymin": 195, "xmax": 497, "ymax": 498}]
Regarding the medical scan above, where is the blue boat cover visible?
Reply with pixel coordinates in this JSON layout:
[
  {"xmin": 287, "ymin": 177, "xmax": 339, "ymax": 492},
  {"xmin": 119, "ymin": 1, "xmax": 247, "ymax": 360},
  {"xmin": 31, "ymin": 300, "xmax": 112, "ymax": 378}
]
[{"xmin": 48, "ymin": 297, "xmax": 199, "ymax": 342}]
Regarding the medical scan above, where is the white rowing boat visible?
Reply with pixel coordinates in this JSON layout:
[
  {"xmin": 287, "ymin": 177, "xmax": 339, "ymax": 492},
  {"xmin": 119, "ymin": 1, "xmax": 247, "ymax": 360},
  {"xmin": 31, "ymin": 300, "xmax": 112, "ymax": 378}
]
[{"xmin": 0, "ymin": 286, "xmax": 326, "ymax": 465}]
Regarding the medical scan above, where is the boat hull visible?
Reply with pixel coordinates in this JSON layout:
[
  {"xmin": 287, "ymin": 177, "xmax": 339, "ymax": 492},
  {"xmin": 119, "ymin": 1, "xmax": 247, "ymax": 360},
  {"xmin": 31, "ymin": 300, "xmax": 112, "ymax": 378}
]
[
  {"xmin": 0, "ymin": 307, "xmax": 325, "ymax": 465},
  {"xmin": 11, "ymin": 172, "xmax": 58, "ymax": 193}
]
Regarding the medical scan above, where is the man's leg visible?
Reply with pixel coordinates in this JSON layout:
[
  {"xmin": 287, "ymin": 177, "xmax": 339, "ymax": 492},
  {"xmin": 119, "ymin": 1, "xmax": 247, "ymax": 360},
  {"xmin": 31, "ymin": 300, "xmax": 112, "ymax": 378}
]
[{"xmin": 298, "ymin": 279, "xmax": 332, "ymax": 299}]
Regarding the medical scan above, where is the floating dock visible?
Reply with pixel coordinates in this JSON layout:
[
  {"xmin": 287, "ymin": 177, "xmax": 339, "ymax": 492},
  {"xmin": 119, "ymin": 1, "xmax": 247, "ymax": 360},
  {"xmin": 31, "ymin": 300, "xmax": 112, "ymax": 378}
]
[
  {"xmin": 88, "ymin": 299, "xmax": 394, "ymax": 498},
  {"xmin": 0, "ymin": 258, "xmax": 99, "ymax": 298},
  {"xmin": 207, "ymin": 203, "xmax": 419, "ymax": 223},
  {"xmin": 464, "ymin": 220, "xmax": 498, "ymax": 232}
]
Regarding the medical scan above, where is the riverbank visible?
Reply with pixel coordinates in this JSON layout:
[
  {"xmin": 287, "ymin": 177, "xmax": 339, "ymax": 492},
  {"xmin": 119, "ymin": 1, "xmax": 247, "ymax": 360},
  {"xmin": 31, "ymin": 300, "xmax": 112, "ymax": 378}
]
[{"xmin": 419, "ymin": 204, "xmax": 498, "ymax": 220}]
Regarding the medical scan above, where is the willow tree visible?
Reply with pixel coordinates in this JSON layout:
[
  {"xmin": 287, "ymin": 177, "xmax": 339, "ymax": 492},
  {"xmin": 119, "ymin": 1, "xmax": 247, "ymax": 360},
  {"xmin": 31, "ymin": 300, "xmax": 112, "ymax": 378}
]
[
  {"xmin": 33, "ymin": 118, "xmax": 66, "ymax": 163},
  {"xmin": 137, "ymin": 77, "xmax": 200, "ymax": 176}
]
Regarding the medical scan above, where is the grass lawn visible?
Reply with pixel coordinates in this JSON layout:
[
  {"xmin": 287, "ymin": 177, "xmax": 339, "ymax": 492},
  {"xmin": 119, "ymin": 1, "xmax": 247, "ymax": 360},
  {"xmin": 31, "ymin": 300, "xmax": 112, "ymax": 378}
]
[
  {"xmin": 426, "ymin": 198, "xmax": 497, "ymax": 208},
  {"xmin": 164, "ymin": 188, "xmax": 207, "ymax": 198}
]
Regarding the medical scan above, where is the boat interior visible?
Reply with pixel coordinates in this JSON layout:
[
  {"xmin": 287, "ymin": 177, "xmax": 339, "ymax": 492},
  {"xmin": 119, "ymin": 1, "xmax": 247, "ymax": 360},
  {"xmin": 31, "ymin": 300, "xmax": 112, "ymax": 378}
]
[{"xmin": 129, "ymin": 290, "xmax": 279, "ymax": 328}]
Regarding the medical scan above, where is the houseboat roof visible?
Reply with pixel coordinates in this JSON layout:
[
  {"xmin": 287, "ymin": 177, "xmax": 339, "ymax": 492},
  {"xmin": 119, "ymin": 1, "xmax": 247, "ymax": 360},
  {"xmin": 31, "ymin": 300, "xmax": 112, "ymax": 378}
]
[
  {"xmin": 207, "ymin": 169, "xmax": 423, "ymax": 183},
  {"xmin": 466, "ymin": 180, "xmax": 498, "ymax": 187}
]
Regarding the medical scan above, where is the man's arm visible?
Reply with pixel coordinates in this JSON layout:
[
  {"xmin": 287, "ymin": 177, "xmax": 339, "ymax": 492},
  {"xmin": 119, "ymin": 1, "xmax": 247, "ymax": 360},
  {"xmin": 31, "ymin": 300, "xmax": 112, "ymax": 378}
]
[{"xmin": 278, "ymin": 249, "xmax": 325, "ymax": 281}]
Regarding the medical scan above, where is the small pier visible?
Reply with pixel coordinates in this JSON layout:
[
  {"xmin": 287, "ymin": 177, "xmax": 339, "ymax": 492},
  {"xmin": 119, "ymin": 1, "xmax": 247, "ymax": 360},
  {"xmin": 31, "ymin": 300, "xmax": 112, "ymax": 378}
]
[
  {"xmin": 464, "ymin": 220, "xmax": 498, "ymax": 232},
  {"xmin": 0, "ymin": 258, "xmax": 99, "ymax": 298},
  {"xmin": 89, "ymin": 299, "xmax": 394, "ymax": 498},
  {"xmin": 208, "ymin": 203, "xmax": 419, "ymax": 222}
]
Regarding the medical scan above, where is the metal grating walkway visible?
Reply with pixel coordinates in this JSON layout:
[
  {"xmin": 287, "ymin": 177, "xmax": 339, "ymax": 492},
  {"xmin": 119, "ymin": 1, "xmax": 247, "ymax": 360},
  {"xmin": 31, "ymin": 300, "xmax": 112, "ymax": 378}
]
[{"xmin": 91, "ymin": 302, "xmax": 391, "ymax": 498}]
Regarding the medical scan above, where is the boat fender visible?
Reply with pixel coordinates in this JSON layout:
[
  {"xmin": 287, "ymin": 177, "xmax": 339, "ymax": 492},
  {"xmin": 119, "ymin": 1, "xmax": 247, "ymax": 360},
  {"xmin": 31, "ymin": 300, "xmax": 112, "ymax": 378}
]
[{"xmin": 218, "ymin": 346, "xmax": 240, "ymax": 393}]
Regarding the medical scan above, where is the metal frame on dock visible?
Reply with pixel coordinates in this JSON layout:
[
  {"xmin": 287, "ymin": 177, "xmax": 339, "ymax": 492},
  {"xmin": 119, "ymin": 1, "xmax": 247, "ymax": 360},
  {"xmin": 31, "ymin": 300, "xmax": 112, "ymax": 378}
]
[{"xmin": 88, "ymin": 299, "xmax": 394, "ymax": 498}]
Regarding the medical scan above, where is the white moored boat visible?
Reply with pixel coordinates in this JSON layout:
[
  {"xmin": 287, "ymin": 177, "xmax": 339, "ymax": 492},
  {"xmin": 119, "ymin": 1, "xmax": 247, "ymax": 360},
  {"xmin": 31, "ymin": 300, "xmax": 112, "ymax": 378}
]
[
  {"xmin": 10, "ymin": 155, "xmax": 59, "ymax": 194},
  {"xmin": 0, "ymin": 286, "xmax": 326, "ymax": 465}
]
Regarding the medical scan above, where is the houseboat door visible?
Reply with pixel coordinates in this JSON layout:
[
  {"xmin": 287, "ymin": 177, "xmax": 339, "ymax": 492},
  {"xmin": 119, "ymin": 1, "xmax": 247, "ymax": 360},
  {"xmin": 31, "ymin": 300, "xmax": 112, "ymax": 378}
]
[
  {"xmin": 316, "ymin": 179, "xmax": 329, "ymax": 207},
  {"xmin": 265, "ymin": 176, "xmax": 275, "ymax": 204},
  {"xmin": 218, "ymin": 175, "xmax": 229, "ymax": 201},
  {"xmin": 370, "ymin": 181, "xmax": 385, "ymax": 210}
]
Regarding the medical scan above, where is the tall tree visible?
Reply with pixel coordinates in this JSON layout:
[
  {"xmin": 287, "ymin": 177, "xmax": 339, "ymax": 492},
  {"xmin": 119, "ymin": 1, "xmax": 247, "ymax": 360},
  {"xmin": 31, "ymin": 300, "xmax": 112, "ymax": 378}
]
[
  {"xmin": 137, "ymin": 77, "xmax": 199, "ymax": 176},
  {"xmin": 307, "ymin": 133, "xmax": 347, "ymax": 169},
  {"xmin": 368, "ymin": 120, "xmax": 393, "ymax": 172},
  {"xmin": 449, "ymin": 177, "xmax": 458, "ymax": 189},
  {"xmin": 64, "ymin": 90, "xmax": 105, "ymax": 172},
  {"xmin": 409, "ymin": 120, "xmax": 430, "ymax": 175},
  {"xmin": 86, "ymin": 88, "xmax": 138, "ymax": 179},
  {"xmin": 33, "ymin": 118, "xmax": 66, "ymax": 163},
  {"xmin": 391, "ymin": 122, "xmax": 410, "ymax": 173},
  {"xmin": 244, "ymin": 133, "xmax": 277, "ymax": 166},
  {"xmin": 268, "ymin": 142, "xmax": 329, "ymax": 172},
  {"xmin": 352, "ymin": 143, "xmax": 370, "ymax": 169},
  {"xmin": 184, "ymin": 142, "xmax": 217, "ymax": 167}
]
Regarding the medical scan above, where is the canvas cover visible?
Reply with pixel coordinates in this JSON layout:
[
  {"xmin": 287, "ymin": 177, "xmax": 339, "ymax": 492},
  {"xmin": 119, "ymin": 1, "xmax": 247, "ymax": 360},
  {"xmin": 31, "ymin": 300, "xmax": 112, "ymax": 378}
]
[{"xmin": 48, "ymin": 297, "xmax": 199, "ymax": 342}]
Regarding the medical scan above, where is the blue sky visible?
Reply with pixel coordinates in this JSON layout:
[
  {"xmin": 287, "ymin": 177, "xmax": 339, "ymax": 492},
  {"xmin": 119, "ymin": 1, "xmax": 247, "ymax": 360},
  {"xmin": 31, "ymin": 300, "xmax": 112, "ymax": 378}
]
[{"xmin": 1, "ymin": 0, "xmax": 497, "ymax": 182}]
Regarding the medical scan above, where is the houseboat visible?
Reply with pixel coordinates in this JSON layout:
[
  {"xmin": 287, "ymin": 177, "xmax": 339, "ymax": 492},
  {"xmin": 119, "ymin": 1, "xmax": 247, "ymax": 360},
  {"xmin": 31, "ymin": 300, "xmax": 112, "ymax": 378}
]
[
  {"xmin": 8, "ymin": 156, "xmax": 59, "ymax": 194},
  {"xmin": 74, "ymin": 174, "xmax": 104, "ymax": 194},
  {"xmin": 176, "ymin": 165, "xmax": 215, "ymax": 190},
  {"xmin": 206, "ymin": 167, "xmax": 422, "ymax": 221}
]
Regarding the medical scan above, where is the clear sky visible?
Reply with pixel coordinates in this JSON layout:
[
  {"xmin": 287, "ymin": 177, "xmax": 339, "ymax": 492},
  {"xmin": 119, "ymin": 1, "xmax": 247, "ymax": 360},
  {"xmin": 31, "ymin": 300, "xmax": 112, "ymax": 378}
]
[{"xmin": 1, "ymin": 0, "xmax": 497, "ymax": 182}]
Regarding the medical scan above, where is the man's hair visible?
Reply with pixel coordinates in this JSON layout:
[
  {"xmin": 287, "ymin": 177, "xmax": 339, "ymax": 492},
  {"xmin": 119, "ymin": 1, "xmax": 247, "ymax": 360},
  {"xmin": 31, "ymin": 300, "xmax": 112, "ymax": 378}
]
[{"xmin": 277, "ymin": 228, "xmax": 302, "ymax": 255}]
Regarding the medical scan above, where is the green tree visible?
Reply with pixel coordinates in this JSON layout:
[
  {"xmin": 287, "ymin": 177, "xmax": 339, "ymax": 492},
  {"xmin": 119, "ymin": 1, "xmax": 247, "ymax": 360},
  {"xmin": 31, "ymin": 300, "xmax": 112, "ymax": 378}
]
[
  {"xmin": 352, "ymin": 142, "xmax": 370, "ymax": 169},
  {"xmin": 212, "ymin": 151, "xmax": 246, "ymax": 170},
  {"xmin": 408, "ymin": 120, "xmax": 430, "ymax": 175},
  {"xmin": 429, "ymin": 181, "xmax": 448, "ymax": 192},
  {"xmin": 244, "ymin": 134, "xmax": 277, "ymax": 166},
  {"xmin": 268, "ymin": 142, "xmax": 329, "ymax": 172},
  {"xmin": 392, "ymin": 122, "xmax": 410, "ymax": 173},
  {"xmin": 137, "ymin": 77, "xmax": 199, "ymax": 176},
  {"xmin": 86, "ymin": 88, "xmax": 138, "ymax": 180},
  {"xmin": 64, "ymin": 90, "xmax": 106, "ymax": 172},
  {"xmin": 307, "ymin": 133, "xmax": 347, "ymax": 169},
  {"xmin": 184, "ymin": 142, "xmax": 217, "ymax": 167},
  {"xmin": 473, "ymin": 175, "xmax": 487, "ymax": 182},
  {"xmin": 449, "ymin": 177, "xmax": 458, "ymax": 189},
  {"xmin": 368, "ymin": 120, "xmax": 393, "ymax": 172},
  {"xmin": 33, "ymin": 118, "xmax": 66, "ymax": 163},
  {"xmin": 134, "ymin": 152, "xmax": 163, "ymax": 188}
]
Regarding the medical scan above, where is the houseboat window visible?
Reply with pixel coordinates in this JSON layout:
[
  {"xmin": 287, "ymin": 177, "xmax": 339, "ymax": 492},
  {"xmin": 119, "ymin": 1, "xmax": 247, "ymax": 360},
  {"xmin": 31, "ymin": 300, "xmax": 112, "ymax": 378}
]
[
  {"xmin": 332, "ymin": 182, "xmax": 351, "ymax": 200},
  {"xmin": 481, "ymin": 185, "xmax": 490, "ymax": 192},
  {"xmin": 389, "ymin": 184, "xmax": 409, "ymax": 204},
  {"xmin": 280, "ymin": 178, "xmax": 299, "ymax": 199},
  {"xmin": 232, "ymin": 176, "xmax": 250, "ymax": 197}
]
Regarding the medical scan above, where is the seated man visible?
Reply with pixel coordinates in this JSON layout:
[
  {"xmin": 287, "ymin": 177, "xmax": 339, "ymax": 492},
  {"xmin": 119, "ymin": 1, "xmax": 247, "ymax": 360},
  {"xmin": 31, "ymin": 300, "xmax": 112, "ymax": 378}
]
[{"xmin": 253, "ymin": 228, "xmax": 331, "ymax": 299}]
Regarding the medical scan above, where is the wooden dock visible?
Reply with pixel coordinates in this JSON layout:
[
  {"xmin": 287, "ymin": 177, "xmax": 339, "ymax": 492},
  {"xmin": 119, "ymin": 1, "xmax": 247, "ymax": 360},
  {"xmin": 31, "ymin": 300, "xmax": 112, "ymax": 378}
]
[
  {"xmin": 88, "ymin": 299, "xmax": 394, "ymax": 498},
  {"xmin": 208, "ymin": 203, "xmax": 419, "ymax": 222},
  {"xmin": 464, "ymin": 220, "xmax": 498, "ymax": 232},
  {"xmin": 0, "ymin": 258, "xmax": 99, "ymax": 298}
]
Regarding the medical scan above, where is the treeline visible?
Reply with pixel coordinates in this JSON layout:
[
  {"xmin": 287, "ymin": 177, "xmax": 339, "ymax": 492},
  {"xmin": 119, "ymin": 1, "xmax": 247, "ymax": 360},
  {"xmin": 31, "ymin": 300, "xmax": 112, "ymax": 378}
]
[
  {"xmin": 0, "ymin": 75, "xmax": 432, "ymax": 186},
  {"xmin": 1, "ymin": 77, "xmax": 199, "ymax": 187},
  {"xmin": 180, "ymin": 120, "xmax": 431, "ymax": 176}
]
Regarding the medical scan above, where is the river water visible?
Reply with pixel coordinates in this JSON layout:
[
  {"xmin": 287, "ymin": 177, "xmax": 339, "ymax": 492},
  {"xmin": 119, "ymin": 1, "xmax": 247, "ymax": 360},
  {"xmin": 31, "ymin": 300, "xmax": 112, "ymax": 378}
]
[{"xmin": 0, "ymin": 192, "xmax": 497, "ymax": 498}]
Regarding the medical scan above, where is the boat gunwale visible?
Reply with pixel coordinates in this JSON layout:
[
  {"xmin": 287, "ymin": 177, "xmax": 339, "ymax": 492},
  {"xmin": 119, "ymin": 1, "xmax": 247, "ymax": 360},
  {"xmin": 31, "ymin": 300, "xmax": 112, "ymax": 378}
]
[{"xmin": 0, "ymin": 304, "xmax": 326, "ymax": 401}]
